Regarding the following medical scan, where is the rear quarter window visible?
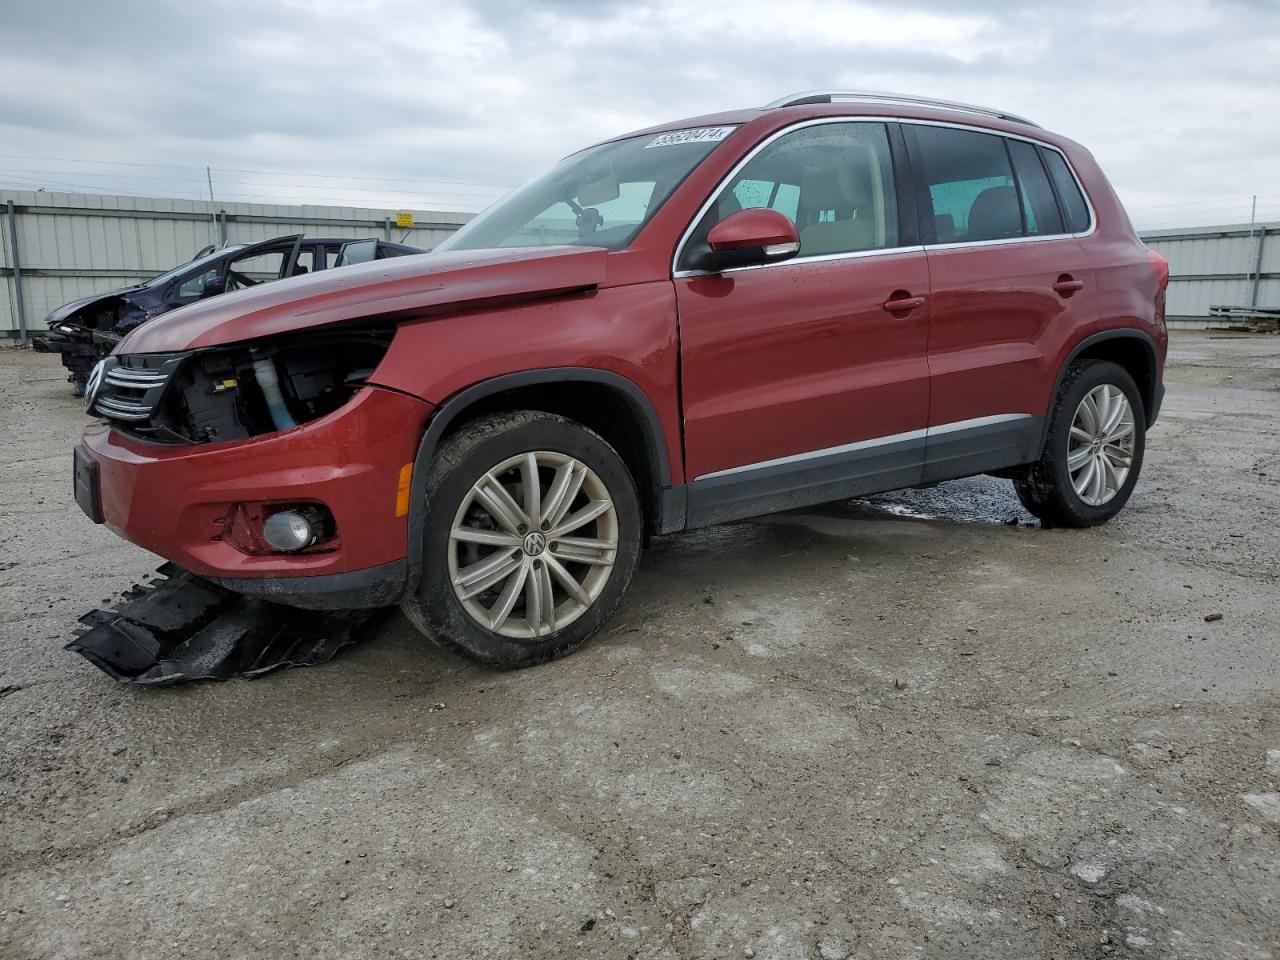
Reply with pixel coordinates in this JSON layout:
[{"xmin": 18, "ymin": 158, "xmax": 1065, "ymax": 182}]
[
  {"xmin": 1007, "ymin": 139, "xmax": 1064, "ymax": 237},
  {"xmin": 1039, "ymin": 147, "xmax": 1092, "ymax": 233}
]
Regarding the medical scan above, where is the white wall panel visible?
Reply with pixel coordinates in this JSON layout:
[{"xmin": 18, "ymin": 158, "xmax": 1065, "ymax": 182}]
[
  {"xmin": 1, "ymin": 190, "xmax": 472, "ymax": 335},
  {"xmin": 1141, "ymin": 222, "xmax": 1277, "ymax": 321}
]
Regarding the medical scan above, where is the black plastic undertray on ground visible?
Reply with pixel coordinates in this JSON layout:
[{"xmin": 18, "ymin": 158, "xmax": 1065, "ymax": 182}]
[{"xmin": 66, "ymin": 563, "xmax": 373, "ymax": 685}]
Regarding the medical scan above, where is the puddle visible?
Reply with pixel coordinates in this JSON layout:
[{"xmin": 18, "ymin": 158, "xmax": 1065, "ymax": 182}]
[{"xmin": 855, "ymin": 475, "xmax": 1038, "ymax": 526}]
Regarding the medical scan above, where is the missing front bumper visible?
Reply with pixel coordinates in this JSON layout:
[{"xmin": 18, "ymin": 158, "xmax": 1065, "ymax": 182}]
[{"xmin": 66, "ymin": 563, "xmax": 375, "ymax": 685}]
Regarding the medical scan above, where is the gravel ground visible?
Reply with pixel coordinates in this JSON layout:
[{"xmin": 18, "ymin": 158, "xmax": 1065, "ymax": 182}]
[{"xmin": 1, "ymin": 332, "xmax": 1278, "ymax": 960}]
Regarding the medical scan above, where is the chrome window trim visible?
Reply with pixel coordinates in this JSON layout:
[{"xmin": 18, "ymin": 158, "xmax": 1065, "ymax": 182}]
[
  {"xmin": 670, "ymin": 116, "xmax": 1096, "ymax": 279},
  {"xmin": 693, "ymin": 413, "xmax": 1032, "ymax": 482},
  {"xmin": 673, "ymin": 243, "xmax": 925, "ymax": 279}
]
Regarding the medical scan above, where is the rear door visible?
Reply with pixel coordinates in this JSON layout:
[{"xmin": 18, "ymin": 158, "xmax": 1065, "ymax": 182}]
[
  {"xmin": 674, "ymin": 120, "xmax": 932, "ymax": 525},
  {"xmin": 903, "ymin": 123, "xmax": 1099, "ymax": 481}
]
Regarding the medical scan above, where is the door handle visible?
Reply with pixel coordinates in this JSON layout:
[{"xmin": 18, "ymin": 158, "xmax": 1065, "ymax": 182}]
[
  {"xmin": 882, "ymin": 294, "xmax": 926, "ymax": 313},
  {"xmin": 1053, "ymin": 276, "xmax": 1085, "ymax": 296}
]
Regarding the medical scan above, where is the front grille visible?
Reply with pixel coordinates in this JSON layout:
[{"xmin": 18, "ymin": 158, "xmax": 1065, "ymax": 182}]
[{"xmin": 88, "ymin": 353, "xmax": 188, "ymax": 426}]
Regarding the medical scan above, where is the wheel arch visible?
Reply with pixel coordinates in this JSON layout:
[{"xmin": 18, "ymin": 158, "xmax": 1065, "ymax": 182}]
[
  {"xmin": 404, "ymin": 368, "xmax": 682, "ymax": 586},
  {"xmin": 1043, "ymin": 329, "xmax": 1159, "ymax": 449}
]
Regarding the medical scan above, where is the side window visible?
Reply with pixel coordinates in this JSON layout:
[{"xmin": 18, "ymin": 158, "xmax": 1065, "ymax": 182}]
[
  {"xmin": 1007, "ymin": 140, "xmax": 1064, "ymax": 236},
  {"xmin": 1039, "ymin": 147, "xmax": 1091, "ymax": 233},
  {"xmin": 685, "ymin": 122, "xmax": 898, "ymax": 263},
  {"xmin": 175, "ymin": 267, "xmax": 219, "ymax": 303},
  {"xmin": 226, "ymin": 249, "xmax": 287, "ymax": 291},
  {"xmin": 912, "ymin": 126, "xmax": 1021, "ymax": 243},
  {"xmin": 335, "ymin": 239, "xmax": 377, "ymax": 267},
  {"xmin": 290, "ymin": 249, "xmax": 315, "ymax": 276},
  {"xmin": 730, "ymin": 178, "xmax": 801, "ymax": 222}
]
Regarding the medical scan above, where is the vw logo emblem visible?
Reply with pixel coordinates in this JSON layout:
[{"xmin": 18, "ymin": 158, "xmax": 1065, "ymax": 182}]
[
  {"xmin": 522, "ymin": 531, "xmax": 547, "ymax": 556},
  {"xmin": 83, "ymin": 359, "xmax": 108, "ymax": 411}
]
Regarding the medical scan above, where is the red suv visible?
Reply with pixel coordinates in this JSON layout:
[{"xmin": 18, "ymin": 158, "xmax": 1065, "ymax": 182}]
[{"xmin": 75, "ymin": 91, "xmax": 1169, "ymax": 668}]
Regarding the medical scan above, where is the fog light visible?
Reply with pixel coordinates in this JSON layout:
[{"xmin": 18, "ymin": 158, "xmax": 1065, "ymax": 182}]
[{"xmin": 262, "ymin": 509, "xmax": 319, "ymax": 552}]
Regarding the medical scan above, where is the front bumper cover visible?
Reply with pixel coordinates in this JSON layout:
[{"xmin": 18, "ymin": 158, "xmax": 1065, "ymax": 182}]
[
  {"xmin": 67, "ymin": 563, "xmax": 375, "ymax": 684},
  {"xmin": 79, "ymin": 385, "xmax": 433, "ymax": 600},
  {"xmin": 206, "ymin": 558, "xmax": 408, "ymax": 610}
]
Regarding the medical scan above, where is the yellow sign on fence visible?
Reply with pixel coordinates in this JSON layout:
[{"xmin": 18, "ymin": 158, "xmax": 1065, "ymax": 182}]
[{"xmin": 394, "ymin": 212, "xmax": 414, "ymax": 228}]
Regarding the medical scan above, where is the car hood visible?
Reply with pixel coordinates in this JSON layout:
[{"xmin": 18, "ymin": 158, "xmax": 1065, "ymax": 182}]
[
  {"xmin": 46, "ymin": 286, "xmax": 145, "ymax": 326},
  {"xmin": 118, "ymin": 246, "xmax": 609, "ymax": 354}
]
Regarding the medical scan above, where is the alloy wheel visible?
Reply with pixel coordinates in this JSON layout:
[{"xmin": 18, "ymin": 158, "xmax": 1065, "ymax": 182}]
[
  {"xmin": 447, "ymin": 451, "xmax": 618, "ymax": 639},
  {"xmin": 1068, "ymin": 384, "xmax": 1135, "ymax": 506}
]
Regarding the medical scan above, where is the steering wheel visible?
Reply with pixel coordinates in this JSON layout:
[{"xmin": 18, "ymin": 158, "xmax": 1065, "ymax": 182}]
[{"xmin": 228, "ymin": 269, "xmax": 259, "ymax": 289}]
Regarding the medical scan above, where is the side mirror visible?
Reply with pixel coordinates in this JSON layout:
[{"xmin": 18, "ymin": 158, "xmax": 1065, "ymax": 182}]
[
  {"xmin": 688, "ymin": 208, "xmax": 800, "ymax": 272},
  {"xmin": 202, "ymin": 274, "xmax": 227, "ymax": 297}
]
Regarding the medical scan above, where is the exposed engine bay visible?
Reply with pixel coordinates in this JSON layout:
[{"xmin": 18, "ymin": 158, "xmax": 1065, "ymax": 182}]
[
  {"xmin": 90, "ymin": 326, "xmax": 395, "ymax": 444},
  {"xmin": 32, "ymin": 295, "xmax": 139, "ymax": 392}
]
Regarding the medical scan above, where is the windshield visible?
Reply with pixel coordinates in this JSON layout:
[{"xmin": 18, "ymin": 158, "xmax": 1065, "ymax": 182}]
[
  {"xmin": 143, "ymin": 245, "xmax": 246, "ymax": 289},
  {"xmin": 435, "ymin": 126, "xmax": 738, "ymax": 253}
]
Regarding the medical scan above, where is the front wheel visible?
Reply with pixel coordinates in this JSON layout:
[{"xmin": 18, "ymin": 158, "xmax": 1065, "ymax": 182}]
[
  {"xmin": 402, "ymin": 411, "xmax": 642, "ymax": 668},
  {"xmin": 1015, "ymin": 359, "xmax": 1147, "ymax": 527}
]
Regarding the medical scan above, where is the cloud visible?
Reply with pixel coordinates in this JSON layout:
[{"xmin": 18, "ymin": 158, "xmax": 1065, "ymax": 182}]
[{"xmin": 0, "ymin": 0, "xmax": 1277, "ymax": 226}]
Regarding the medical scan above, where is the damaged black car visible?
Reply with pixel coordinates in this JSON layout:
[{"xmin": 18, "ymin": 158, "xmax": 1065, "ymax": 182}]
[{"xmin": 33, "ymin": 234, "xmax": 424, "ymax": 394}]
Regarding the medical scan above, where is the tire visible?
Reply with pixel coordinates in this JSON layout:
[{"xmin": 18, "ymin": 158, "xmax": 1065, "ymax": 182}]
[
  {"xmin": 1014, "ymin": 360, "xmax": 1146, "ymax": 528},
  {"xmin": 401, "ymin": 410, "xmax": 642, "ymax": 668}
]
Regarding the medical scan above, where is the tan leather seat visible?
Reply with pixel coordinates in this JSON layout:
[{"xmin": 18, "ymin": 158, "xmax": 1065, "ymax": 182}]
[
  {"xmin": 797, "ymin": 164, "xmax": 876, "ymax": 256},
  {"xmin": 800, "ymin": 216, "xmax": 876, "ymax": 256}
]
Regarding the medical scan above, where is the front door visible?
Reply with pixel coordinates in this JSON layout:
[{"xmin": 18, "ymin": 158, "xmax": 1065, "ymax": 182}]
[
  {"xmin": 674, "ymin": 120, "xmax": 932, "ymax": 526},
  {"xmin": 902, "ymin": 123, "xmax": 1100, "ymax": 481}
]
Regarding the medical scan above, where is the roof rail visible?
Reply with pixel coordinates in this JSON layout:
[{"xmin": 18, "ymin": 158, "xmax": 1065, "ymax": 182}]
[{"xmin": 765, "ymin": 90, "xmax": 1039, "ymax": 127}]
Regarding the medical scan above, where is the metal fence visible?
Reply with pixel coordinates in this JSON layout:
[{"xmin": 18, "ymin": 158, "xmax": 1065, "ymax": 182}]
[
  {"xmin": 1139, "ymin": 221, "xmax": 1278, "ymax": 326},
  {"xmin": 0, "ymin": 191, "xmax": 473, "ymax": 341}
]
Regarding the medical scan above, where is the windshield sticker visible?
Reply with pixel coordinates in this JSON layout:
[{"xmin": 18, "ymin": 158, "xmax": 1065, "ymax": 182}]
[{"xmin": 645, "ymin": 127, "xmax": 736, "ymax": 149}]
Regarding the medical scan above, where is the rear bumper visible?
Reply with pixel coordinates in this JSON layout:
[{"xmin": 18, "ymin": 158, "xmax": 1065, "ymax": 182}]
[{"xmin": 79, "ymin": 385, "xmax": 433, "ymax": 606}]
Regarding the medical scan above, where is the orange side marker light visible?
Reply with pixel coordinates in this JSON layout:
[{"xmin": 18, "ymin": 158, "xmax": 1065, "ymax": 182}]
[{"xmin": 395, "ymin": 463, "xmax": 413, "ymax": 518}]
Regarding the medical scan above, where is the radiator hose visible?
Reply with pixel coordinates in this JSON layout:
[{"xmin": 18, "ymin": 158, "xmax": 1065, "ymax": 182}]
[{"xmin": 252, "ymin": 355, "xmax": 297, "ymax": 430}]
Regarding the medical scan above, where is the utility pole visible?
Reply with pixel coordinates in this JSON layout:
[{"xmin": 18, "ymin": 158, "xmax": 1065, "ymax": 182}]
[
  {"xmin": 206, "ymin": 166, "xmax": 219, "ymax": 246},
  {"xmin": 6, "ymin": 200, "xmax": 28, "ymax": 345},
  {"xmin": 1250, "ymin": 194, "xmax": 1256, "ymax": 224}
]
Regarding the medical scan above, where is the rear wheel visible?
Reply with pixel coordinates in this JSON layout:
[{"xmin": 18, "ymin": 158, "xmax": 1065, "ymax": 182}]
[
  {"xmin": 1015, "ymin": 360, "xmax": 1146, "ymax": 527},
  {"xmin": 402, "ymin": 411, "xmax": 641, "ymax": 668}
]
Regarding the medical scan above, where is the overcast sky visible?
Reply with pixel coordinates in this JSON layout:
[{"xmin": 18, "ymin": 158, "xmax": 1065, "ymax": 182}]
[{"xmin": 2, "ymin": 0, "xmax": 1277, "ymax": 229}]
